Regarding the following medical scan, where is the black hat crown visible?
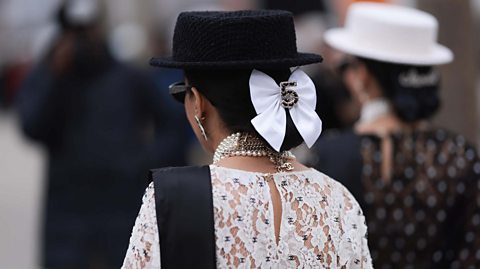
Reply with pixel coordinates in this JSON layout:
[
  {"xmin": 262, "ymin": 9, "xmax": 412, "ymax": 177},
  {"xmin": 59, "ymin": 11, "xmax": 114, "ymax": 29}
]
[{"xmin": 150, "ymin": 10, "xmax": 323, "ymax": 69}]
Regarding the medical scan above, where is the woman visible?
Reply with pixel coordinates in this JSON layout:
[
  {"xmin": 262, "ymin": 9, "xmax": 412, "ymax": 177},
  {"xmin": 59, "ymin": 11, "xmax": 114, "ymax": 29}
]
[
  {"xmin": 122, "ymin": 10, "xmax": 372, "ymax": 268},
  {"xmin": 312, "ymin": 3, "xmax": 480, "ymax": 268}
]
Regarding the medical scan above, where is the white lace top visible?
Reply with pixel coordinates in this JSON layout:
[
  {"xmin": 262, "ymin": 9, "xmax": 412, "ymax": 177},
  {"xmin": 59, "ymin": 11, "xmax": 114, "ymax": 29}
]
[{"xmin": 122, "ymin": 165, "xmax": 372, "ymax": 268}]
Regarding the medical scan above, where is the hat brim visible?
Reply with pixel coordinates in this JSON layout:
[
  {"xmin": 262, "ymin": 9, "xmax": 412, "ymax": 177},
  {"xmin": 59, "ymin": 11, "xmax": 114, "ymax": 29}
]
[
  {"xmin": 150, "ymin": 53, "xmax": 323, "ymax": 69},
  {"xmin": 325, "ymin": 28, "xmax": 453, "ymax": 66}
]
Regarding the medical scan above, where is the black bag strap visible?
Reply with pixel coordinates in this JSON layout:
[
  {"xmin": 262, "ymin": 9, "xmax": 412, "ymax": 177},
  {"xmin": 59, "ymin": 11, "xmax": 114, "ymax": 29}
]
[{"xmin": 148, "ymin": 166, "xmax": 216, "ymax": 269}]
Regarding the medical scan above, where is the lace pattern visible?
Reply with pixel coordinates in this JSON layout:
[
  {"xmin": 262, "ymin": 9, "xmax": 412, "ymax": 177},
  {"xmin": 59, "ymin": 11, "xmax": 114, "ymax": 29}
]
[
  {"xmin": 122, "ymin": 183, "xmax": 161, "ymax": 268},
  {"xmin": 122, "ymin": 166, "xmax": 372, "ymax": 268}
]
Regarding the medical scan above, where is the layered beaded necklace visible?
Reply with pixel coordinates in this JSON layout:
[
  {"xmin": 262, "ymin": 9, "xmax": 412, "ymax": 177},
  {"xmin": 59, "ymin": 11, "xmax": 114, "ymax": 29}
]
[{"xmin": 213, "ymin": 132, "xmax": 296, "ymax": 172}]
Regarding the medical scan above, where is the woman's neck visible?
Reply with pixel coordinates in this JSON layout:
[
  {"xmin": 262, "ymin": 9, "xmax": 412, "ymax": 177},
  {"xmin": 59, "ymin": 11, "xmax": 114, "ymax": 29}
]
[
  {"xmin": 358, "ymin": 98, "xmax": 392, "ymax": 124},
  {"xmin": 211, "ymin": 132, "xmax": 308, "ymax": 173},
  {"xmin": 215, "ymin": 157, "xmax": 309, "ymax": 174}
]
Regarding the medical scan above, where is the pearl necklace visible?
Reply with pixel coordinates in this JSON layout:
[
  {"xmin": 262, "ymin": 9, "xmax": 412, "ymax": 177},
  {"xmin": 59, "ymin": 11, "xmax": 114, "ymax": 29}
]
[{"xmin": 213, "ymin": 132, "xmax": 296, "ymax": 172}]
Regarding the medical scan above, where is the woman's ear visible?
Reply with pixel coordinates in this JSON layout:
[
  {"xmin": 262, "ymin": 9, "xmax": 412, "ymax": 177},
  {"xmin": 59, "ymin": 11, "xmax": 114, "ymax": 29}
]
[{"xmin": 190, "ymin": 87, "xmax": 206, "ymax": 117}]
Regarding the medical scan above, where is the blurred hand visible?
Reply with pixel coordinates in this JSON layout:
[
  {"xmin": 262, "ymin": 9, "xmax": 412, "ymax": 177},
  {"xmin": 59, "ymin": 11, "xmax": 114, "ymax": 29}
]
[{"xmin": 50, "ymin": 33, "xmax": 75, "ymax": 75}]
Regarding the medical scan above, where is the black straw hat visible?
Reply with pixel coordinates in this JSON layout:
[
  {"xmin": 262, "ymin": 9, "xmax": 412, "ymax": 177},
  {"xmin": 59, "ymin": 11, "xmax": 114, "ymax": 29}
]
[{"xmin": 150, "ymin": 10, "xmax": 323, "ymax": 69}]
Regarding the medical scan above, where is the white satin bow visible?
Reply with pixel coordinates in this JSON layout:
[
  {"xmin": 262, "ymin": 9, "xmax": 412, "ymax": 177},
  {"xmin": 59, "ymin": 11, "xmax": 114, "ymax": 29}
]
[{"xmin": 249, "ymin": 69, "xmax": 322, "ymax": 151}]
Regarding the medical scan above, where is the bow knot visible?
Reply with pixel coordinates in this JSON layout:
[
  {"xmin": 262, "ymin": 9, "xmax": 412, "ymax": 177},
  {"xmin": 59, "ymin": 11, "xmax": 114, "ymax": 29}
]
[
  {"xmin": 249, "ymin": 69, "xmax": 322, "ymax": 151},
  {"xmin": 280, "ymin": 81, "xmax": 299, "ymax": 109}
]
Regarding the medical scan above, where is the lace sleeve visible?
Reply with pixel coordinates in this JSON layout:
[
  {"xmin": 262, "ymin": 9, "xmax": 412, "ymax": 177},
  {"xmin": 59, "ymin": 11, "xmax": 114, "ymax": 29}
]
[
  {"xmin": 121, "ymin": 183, "xmax": 161, "ymax": 269},
  {"xmin": 337, "ymin": 181, "xmax": 373, "ymax": 269}
]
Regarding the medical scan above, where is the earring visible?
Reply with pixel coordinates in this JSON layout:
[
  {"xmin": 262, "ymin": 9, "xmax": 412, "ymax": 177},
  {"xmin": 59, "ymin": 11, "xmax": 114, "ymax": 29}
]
[{"xmin": 194, "ymin": 115, "xmax": 208, "ymax": 141}]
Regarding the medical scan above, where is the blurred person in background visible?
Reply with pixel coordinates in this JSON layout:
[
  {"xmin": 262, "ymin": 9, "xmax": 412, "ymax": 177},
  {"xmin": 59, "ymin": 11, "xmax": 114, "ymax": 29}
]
[
  {"xmin": 310, "ymin": 3, "xmax": 480, "ymax": 268},
  {"xmin": 16, "ymin": 0, "xmax": 186, "ymax": 268},
  {"xmin": 0, "ymin": 70, "xmax": 4, "ymax": 107},
  {"xmin": 312, "ymin": 66, "xmax": 358, "ymax": 130},
  {"xmin": 0, "ymin": 63, "xmax": 31, "ymax": 108}
]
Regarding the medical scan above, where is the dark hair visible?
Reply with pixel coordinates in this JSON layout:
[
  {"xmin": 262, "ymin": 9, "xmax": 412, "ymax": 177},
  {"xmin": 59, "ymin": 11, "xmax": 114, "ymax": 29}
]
[
  {"xmin": 358, "ymin": 57, "xmax": 441, "ymax": 122},
  {"xmin": 184, "ymin": 68, "xmax": 306, "ymax": 151}
]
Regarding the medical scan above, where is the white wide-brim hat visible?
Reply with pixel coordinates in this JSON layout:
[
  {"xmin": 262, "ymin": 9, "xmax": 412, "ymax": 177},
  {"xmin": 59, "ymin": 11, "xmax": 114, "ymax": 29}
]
[{"xmin": 325, "ymin": 2, "xmax": 453, "ymax": 65}]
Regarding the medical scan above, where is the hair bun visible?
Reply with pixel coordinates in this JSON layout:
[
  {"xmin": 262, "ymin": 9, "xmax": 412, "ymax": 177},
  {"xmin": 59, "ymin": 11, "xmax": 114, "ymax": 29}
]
[{"xmin": 360, "ymin": 57, "xmax": 441, "ymax": 122}]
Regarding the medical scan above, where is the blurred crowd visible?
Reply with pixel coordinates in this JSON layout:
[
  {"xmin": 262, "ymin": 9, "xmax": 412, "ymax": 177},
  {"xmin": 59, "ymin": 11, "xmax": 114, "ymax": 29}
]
[{"xmin": 0, "ymin": 0, "xmax": 479, "ymax": 268}]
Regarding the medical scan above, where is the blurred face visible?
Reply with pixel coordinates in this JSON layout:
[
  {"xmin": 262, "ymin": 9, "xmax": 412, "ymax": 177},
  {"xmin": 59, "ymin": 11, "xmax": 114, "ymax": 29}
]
[
  {"xmin": 337, "ymin": 57, "xmax": 362, "ymax": 100},
  {"xmin": 51, "ymin": 25, "xmax": 106, "ymax": 76},
  {"xmin": 337, "ymin": 56, "xmax": 382, "ymax": 105}
]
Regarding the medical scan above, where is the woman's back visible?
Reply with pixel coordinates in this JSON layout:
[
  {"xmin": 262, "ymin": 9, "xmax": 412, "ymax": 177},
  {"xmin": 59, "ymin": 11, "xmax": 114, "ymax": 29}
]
[
  {"xmin": 312, "ymin": 128, "xmax": 480, "ymax": 268},
  {"xmin": 122, "ymin": 165, "xmax": 371, "ymax": 268}
]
